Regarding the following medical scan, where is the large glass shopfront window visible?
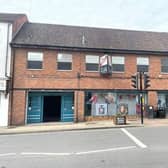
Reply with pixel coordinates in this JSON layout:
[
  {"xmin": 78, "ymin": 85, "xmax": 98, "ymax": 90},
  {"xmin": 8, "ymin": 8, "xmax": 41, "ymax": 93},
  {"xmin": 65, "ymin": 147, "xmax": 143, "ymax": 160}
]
[
  {"xmin": 85, "ymin": 92, "xmax": 139, "ymax": 117},
  {"xmin": 157, "ymin": 92, "xmax": 168, "ymax": 118},
  {"xmin": 157, "ymin": 93, "xmax": 168, "ymax": 108}
]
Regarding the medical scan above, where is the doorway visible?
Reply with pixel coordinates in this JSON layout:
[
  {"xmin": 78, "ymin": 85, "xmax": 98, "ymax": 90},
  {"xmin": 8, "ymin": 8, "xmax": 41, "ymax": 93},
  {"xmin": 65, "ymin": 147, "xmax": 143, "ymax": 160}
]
[{"xmin": 43, "ymin": 96, "xmax": 61, "ymax": 122}]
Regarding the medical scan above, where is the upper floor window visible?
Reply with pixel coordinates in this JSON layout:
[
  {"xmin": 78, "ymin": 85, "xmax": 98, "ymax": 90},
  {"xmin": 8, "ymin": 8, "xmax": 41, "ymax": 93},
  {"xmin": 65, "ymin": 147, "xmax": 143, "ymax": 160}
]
[
  {"xmin": 85, "ymin": 55, "xmax": 99, "ymax": 71},
  {"xmin": 57, "ymin": 53, "xmax": 72, "ymax": 70},
  {"xmin": 161, "ymin": 57, "xmax": 168, "ymax": 73},
  {"xmin": 137, "ymin": 57, "xmax": 149, "ymax": 72},
  {"xmin": 112, "ymin": 56, "xmax": 125, "ymax": 72},
  {"xmin": 27, "ymin": 52, "xmax": 43, "ymax": 69}
]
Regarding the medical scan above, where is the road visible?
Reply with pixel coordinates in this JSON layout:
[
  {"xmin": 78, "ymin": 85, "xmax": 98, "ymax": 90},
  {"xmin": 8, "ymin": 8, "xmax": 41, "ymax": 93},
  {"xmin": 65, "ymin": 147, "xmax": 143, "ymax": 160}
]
[{"xmin": 0, "ymin": 126, "xmax": 168, "ymax": 168}]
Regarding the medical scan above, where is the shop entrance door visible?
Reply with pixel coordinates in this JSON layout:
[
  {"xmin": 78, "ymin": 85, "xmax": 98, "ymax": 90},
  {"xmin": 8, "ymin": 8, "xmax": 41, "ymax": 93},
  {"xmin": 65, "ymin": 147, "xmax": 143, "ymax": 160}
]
[
  {"xmin": 61, "ymin": 95, "xmax": 74, "ymax": 122},
  {"xmin": 27, "ymin": 96, "xmax": 42, "ymax": 124},
  {"xmin": 43, "ymin": 96, "xmax": 61, "ymax": 122}
]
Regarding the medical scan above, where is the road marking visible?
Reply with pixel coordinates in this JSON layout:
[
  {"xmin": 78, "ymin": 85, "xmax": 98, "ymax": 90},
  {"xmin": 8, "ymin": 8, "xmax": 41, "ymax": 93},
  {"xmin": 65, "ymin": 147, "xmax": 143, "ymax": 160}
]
[
  {"xmin": 21, "ymin": 152, "xmax": 72, "ymax": 156},
  {"xmin": 121, "ymin": 128, "xmax": 147, "ymax": 149},
  {"xmin": 0, "ymin": 153, "xmax": 16, "ymax": 157},
  {"xmin": 21, "ymin": 146, "xmax": 136, "ymax": 157},
  {"xmin": 75, "ymin": 146, "xmax": 136, "ymax": 155}
]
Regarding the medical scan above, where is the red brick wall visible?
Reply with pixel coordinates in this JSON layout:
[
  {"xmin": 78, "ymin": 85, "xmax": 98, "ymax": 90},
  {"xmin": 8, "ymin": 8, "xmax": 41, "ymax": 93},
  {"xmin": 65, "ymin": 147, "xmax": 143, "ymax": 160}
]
[
  {"xmin": 12, "ymin": 48, "xmax": 168, "ymax": 124},
  {"xmin": 148, "ymin": 91, "xmax": 157, "ymax": 108},
  {"xmin": 74, "ymin": 91, "xmax": 85, "ymax": 122},
  {"xmin": 13, "ymin": 49, "xmax": 168, "ymax": 90},
  {"xmin": 11, "ymin": 90, "xmax": 26, "ymax": 125}
]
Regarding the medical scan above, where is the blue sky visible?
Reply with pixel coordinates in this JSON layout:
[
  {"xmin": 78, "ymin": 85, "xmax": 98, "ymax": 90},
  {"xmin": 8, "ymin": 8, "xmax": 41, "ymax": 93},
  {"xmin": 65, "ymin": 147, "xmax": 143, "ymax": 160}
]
[{"xmin": 1, "ymin": 0, "xmax": 168, "ymax": 32}]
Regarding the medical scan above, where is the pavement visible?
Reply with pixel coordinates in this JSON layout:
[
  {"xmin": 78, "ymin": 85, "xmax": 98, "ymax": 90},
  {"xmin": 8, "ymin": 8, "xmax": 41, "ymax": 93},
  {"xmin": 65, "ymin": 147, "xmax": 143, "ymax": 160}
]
[{"xmin": 0, "ymin": 118, "xmax": 168, "ymax": 135}]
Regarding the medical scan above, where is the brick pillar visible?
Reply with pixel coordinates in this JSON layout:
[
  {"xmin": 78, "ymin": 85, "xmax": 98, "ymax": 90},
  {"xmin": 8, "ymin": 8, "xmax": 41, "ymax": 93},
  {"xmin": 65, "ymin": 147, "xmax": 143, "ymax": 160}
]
[
  {"xmin": 148, "ymin": 91, "xmax": 157, "ymax": 108},
  {"xmin": 11, "ymin": 90, "xmax": 26, "ymax": 125},
  {"xmin": 74, "ymin": 91, "xmax": 85, "ymax": 122}
]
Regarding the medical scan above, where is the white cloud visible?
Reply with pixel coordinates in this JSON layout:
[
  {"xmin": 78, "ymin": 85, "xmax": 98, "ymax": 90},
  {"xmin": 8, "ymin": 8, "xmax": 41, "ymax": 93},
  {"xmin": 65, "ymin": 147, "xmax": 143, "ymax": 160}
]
[{"xmin": 1, "ymin": 0, "xmax": 168, "ymax": 32}]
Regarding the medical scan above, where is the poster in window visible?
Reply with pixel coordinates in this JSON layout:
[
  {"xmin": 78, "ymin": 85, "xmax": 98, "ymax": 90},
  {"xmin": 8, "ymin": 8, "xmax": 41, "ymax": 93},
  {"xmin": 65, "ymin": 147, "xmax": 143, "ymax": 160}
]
[
  {"xmin": 96, "ymin": 104, "xmax": 107, "ymax": 116},
  {"xmin": 118, "ymin": 103, "xmax": 128, "ymax": 115}
]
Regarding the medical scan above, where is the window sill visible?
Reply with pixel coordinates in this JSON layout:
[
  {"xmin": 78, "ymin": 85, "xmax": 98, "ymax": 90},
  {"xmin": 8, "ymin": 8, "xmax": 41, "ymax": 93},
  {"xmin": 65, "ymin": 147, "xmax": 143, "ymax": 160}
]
[
  {"xmin": 112, "ymin": 71, "xmax": 125, "ymax": 74},
  {"xmin": 27, "ymin": 69, "xmax": 43, "ymax": 70},
  {"xmin": 86, "ymin": 71, "xmax": 99, "ymax": 73},
  {"xmin": 160, "ymin": 72, "xmax": 168, "ymax": 75},
  {"xmin": 57, "ymin": 70, "xmax": 72, "ymax": 71}
]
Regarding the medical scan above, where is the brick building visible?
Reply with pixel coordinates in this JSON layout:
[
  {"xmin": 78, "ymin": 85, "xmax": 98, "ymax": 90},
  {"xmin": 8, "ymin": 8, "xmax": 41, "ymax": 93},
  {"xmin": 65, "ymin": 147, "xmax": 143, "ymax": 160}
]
[
  {"xmin": 10, "ymin": 21, "xmax": 168, "ymax": 125},
  {"xmin": 0, "ymin": 13, "xmax": 27, "ymax": 126}
]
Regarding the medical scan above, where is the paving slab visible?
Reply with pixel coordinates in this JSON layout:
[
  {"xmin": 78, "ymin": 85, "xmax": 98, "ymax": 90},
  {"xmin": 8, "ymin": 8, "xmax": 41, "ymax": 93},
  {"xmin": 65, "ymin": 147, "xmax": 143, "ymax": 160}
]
[{"xmin": 0, "ymin": 119, "xmax": 167, "ymax": 135}]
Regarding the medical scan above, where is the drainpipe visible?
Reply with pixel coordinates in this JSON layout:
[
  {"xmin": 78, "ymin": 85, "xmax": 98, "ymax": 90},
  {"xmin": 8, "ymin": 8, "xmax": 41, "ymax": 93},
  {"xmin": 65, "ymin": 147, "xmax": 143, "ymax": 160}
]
[
  {"xmin": 76, "ymin": 72, "xmax": 81, "ymax": 123},
  {"xmin": 9, "ymin": 46, "xmax": 16, "ymax": 126}
]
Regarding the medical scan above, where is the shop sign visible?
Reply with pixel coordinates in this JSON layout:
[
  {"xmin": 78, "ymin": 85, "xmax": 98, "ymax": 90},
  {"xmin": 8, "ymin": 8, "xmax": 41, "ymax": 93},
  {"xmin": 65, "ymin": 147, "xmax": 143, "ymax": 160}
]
[
  {"xmin": 115, "ymin": 116, "xmax": 126, "ymax": 125},
  {"xmin": 99, "ymin": 55, "xmax": 112, "ymax": 75}
]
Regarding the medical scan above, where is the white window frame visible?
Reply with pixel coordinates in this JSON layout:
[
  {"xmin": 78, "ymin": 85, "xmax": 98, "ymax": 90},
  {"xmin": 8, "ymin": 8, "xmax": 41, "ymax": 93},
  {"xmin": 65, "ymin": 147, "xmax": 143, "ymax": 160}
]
[
  {"xmin": 161, "ymin": 57, "xmax": 168, "ymax": 74},
  {"xmin": 85, "ymin": 55, "xmax": 99, "ymax": 72},
  {"xmin": 57, "ymin": 53, "xmax": 72, "ymax": 71},
  {"xmin": 27, "ymin": 52, "xmax": 43, "ymax": 70},
  {"xmin": 112, "ymin": 56, "xmax": 125, "ymax": 72},
  {"xmin": 137, "ymin": 57, "xmax": 149, "ymax": 65},
  {"xmin": 136, "ymin": 57, "xmax": 149, "ymax": 72}
]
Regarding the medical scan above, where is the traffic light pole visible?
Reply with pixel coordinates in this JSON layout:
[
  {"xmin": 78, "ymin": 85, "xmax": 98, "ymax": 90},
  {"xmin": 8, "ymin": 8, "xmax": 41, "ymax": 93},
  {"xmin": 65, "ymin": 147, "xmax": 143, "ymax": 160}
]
[
  {"xmin": 131, "ymin": 71, "xmax": 150, "ymax": 124},
  {"xmin": 140, "ymin": 71, "xmax": 144, "ymax": 124}
]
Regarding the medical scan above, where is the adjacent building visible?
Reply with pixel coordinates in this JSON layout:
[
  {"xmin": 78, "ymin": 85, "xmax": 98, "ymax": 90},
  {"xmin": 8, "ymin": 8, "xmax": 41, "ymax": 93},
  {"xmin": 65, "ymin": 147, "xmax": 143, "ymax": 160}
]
[
  {"xmin": 0, "ymin": 13, "xmax": 27, "ymax": 126},
  {"xmin": 9, "ymin": 21, "xmax": 168, "ymax": 125}
]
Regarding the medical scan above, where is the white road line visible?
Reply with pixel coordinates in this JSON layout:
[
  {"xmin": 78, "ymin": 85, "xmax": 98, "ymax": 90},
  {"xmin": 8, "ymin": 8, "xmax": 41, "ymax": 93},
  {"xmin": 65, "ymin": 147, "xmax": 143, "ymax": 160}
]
[
  {"xmin": 121, "ymin": 128, "xmax": 147, "ymax": 149},
  {"xmin": 0, "ymin": 153, "xmax": 16, "ymax": 157},
  {"xmin": 21, "ymin": 146, "xmax": 136, "ymax": 157},
  {"xmin": 21, "ymin": 152, "xmax": 72, "ymax": 156},
  {"xmin": 75, "ymin": 146, "xmax": 136, "ymax": 155}
]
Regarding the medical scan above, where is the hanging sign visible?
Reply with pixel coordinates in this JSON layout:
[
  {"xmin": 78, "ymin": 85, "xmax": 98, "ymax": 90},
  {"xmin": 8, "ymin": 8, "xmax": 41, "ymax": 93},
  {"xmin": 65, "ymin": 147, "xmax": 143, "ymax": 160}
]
[{"xmin": 99, "ymin": 55, "xmax": 112, "ymax": 75}]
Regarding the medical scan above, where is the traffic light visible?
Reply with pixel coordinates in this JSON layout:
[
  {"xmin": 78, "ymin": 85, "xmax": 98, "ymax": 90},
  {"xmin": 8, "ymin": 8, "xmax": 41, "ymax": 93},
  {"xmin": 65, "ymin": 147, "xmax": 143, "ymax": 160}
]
[
  {"xmin": 131, "ymin": 74, "xmax": 138, "ymax": 89},
  {"xmin": 144, "ymin": 74, "xmax": 150, "ymax": 89}
]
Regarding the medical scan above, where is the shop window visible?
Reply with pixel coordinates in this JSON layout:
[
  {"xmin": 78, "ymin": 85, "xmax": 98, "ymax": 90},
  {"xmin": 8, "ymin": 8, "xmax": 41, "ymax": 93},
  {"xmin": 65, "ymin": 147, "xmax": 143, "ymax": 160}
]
[
  {"xmin": 85, "ymin": 92, "xmax": 117, "ymax": 116},
  {"xmin": 161, "ymin": 58, "xmax": 168, "ymax": 73},
  {"xmin": 137, "ymin": 57, "xmax": 149, "ymax": 72},
  {"xmin": 85, "ymin": 55, "xmax": 99, "ymax": 71},
  {"xmin": 157, "ymin": 93, "xmax": 168, "ymax": 109},
  {"xmin": 57, "ymin": 53, "xmax": 72, "ymax": 70},
  {"xmin": 166, "ymin": 95, "xmax": 168, "ymax": 107},
  {"xmin": 85, "ymin": 92, "xmax": 92, "ymax": 116},
  {"xmin": 27, "ymin": 52, "xmax": 43, "ymax": 69},
  {"xmin": 85, "ymin": 92, "xmax": 139, "ymax": 117},
  {"xmin": 117, "ymin": 94, "xmax": 137, "ymax": 115},
  {"xmin": 112, "ymin": 56, "xmax": 125, "ymax": 72}
]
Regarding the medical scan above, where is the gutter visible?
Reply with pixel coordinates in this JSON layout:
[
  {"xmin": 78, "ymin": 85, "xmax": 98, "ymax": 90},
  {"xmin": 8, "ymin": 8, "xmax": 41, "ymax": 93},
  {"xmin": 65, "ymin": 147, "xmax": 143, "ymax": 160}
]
[{"xmin": 10, "ymin": 43, "xmax": 168, "ymax": 56}]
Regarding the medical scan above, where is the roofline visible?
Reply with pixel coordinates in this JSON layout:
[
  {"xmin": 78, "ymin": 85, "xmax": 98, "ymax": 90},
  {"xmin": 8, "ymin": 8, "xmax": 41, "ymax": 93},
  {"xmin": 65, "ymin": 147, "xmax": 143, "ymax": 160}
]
[
  {"xmin": 12, "ymin": 21, "xmax": 29, "ymax": 39},
  {"xmin": 20, "ymin": 22, "xmax": 168, "ymax": 34},
  {"xmin": 10, "ymin": 43, "xmax": 168, "ymax": 55}
]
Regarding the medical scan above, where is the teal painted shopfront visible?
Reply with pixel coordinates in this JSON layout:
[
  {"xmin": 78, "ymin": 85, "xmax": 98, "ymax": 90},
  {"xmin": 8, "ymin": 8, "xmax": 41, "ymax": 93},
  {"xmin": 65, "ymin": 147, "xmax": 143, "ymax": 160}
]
[{"xmin": 27, "ymin": 92, "xmax": 74, "ymax": 124}]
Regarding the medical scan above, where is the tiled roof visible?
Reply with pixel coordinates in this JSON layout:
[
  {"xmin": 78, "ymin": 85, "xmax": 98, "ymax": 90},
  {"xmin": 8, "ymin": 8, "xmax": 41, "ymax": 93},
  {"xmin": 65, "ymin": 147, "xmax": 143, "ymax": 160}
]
[{"xmin": 11, "ymin": 22, "xmax": 168, "ymax": 53}]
